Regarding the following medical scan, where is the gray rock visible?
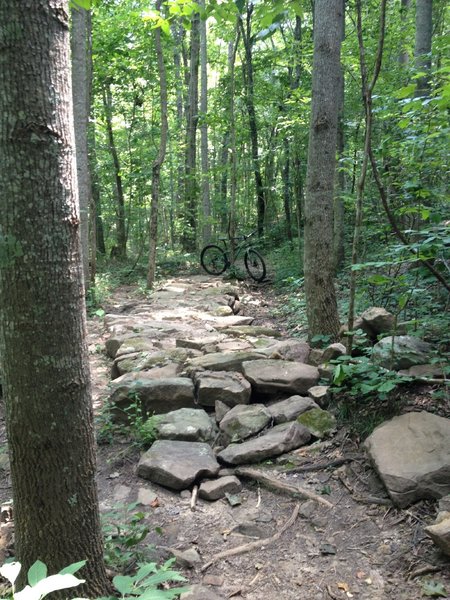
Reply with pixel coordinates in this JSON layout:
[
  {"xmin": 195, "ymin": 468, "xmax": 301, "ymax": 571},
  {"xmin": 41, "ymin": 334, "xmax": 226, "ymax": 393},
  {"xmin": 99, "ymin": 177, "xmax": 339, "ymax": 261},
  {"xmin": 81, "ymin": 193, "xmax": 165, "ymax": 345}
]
[
  {"xmin": 261, "ymin": 340, "xmax": 310, "ymax": 363},
  {"xmin": 199, "ymin": 476, "xmax": 242, "ymax": 501},
  {"xmin": 154, "ymin": 408, "xmax": 216, "ymax": 442},
  {"xmin": 424, "ymin": 515, "xmax": 450, "ymax": 557},
  {"xmin": 136, "ymin": 487, "xmax": 158, "ymax": 506},
  {"xmin": 218, "ymin": 422, "xmax": 311, "ymax": 465},
  {"xmin": 108, "ymin": 376, "xmax": 196, "ymax": 421},
  {"xmin": 180, "ymin": 585, "xmax": 226, "ymax": 600},
  {"xmin": 187, "ymin": 351, "xmax": 266, "ymax": 373},
  {"xmin": 176, "ymin": 335, "xmax": 222, "ymax": 351},
  {"xmin": 114, "ymin": 347, "xmax": 201, "ymax": 376},
  {"xmin": 267, "ymin": 395, "xmax": 319, "ymax": 424},
  {"xmin": 297, "ymin": 408, "xmax": 336, "ymax": 439},
  {"xmin": 360, "ymin": 307, "xmax": 395, "ymax": 337},
  {"xmin": 220, "ymin": 325, "xmax": 281, "ymax": 338},
  {"xmin": 322, "ymin": 342, "xmax": 346, "ymax": 362},
  {"xmin": 170, "ymin": 547, "xmax": 202, "ymax": 569},
  {"xmin": 137, "ymin": 440, "xmax": 220, "ymax": 491},
  {"xmin": 242, "ymin": 359, "xmax": 320, "ymax": 395},
  {"xmin": 398, "ymin": 364, "xmax": 447, "ymax": 379},
  {"xmin": 372, "ymin": 335, "xmax": 433, "ymax": 370},
  {"xmin": 365, "ymin": 412, "xmax": 450, "ymax": 507},
  {"xmin": 215, "ymin": 400, "xmax": 231, "ymax": 423},
  {"xmin": 439, "ymin": 495, "xmax": 450, "ymax": 513},
  {"xmin": 219, "ymin": 404, "xmax": 271, "ymax": 442},
  {"xmin": 308, "ymin": 386, "xmax": 330, "ymax": 408},
  {"xmin": 115, "ymin": 336, "xmax": 156, "ymax": 357},
  {"xmin": 195, "ymin": 371, "xmax": 251, "ymax": 407}
]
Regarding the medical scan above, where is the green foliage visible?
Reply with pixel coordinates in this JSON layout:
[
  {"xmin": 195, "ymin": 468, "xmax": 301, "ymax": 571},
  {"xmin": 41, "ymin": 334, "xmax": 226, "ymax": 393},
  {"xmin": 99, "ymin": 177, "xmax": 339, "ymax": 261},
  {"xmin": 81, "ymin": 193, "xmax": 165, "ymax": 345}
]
[{"xmin": 0, "ymin": 560, "xmax": 85, "ymax": 600}]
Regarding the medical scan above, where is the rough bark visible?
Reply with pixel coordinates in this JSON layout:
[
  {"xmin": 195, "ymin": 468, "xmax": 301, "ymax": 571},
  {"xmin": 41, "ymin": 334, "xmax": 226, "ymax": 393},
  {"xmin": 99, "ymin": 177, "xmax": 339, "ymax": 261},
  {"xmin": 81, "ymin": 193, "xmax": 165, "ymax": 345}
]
[
  {"xmin": 239, "ymin": 2, "xmax": 265, "ymax": 238},
  {"xmin": 303, "ymin": 0, "xmax": 343, "ymax": 340},
  {"xmin": 414, "ymin": 0, "xmax": 433, "ymax": 96},
  {"xmin": 0, "ymin": 1, "xmax": 109, "ymax": 595},
  {"xmin": 399, "ymin": 0, "xmax": 412, "ymax": 65},
  {"xmin": 71, "ymin": 4, "xmax": 91, "ymax": 287},
  {"xmin": 147, "ymin": 0, "xmax": 168, "ymax": 289},
  {"xmin": 103, "ymin": 83, "xmax": 127, "ymax": 258}
]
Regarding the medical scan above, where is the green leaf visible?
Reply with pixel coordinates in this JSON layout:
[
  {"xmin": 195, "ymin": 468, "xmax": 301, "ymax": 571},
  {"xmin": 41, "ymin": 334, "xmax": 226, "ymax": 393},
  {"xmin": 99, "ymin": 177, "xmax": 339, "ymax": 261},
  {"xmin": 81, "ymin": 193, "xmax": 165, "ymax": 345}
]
[
  {"xmin": 422, "ymin": 579, "xmax": 447, "ymax": 597},
  {"xmin": 395, "ymin": 83, "xmax": 416, "ymax": 99},
  {"xmin": 15, "ymin": 574, "xmax": 85, "ymax": 600},
  {"xmin": 235, "ymin": 0, "xmax": 245, "ymax": 14},
  {"xmin": 70, "ymin": 0, "xmax": 90, "ymax": 8},
  {"xmin": 113, "ymin": 575, "xmax": 135, "ymax": 596},
  {"xmin": 377, "ymin": 381, "xmax": 397, "ymax": 393},
  {"xmin": 58, "ymin": 560, "xmax": 87, "ymax": 576},
  {"xmin": 27, "ymin": 561, "xmax": 47, "ymax": 587}
]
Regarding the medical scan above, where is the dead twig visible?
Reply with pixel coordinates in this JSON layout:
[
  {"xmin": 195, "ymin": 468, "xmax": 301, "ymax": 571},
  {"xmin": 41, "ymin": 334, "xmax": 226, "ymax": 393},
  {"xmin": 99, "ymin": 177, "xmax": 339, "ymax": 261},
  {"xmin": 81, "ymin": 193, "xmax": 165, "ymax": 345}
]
[
  {"xmin": 190, "ymin": 485, "xmax": 198, "ymax": 511},
  {"xmin": 337, "ymin": 472, "xmax": 392, "ymax": 506},
  {"xmin": 235, "ymin": 467, "xmax": 333, "ymax": 508},
  {"xmin": 408, "ymin": 564, "xmax": 441, "ymax": 579},
  {"xmin": 201, "ymin": 502, "xmax": 300, "ymax": 573}
]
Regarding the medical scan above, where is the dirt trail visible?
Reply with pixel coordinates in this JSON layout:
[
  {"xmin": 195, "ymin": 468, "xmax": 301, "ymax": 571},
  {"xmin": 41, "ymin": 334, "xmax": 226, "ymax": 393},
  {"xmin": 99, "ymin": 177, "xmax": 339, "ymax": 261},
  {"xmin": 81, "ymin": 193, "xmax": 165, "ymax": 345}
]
[{"xmin": 88, "ymin": 276, "xmax": 450, "ymax": 600}]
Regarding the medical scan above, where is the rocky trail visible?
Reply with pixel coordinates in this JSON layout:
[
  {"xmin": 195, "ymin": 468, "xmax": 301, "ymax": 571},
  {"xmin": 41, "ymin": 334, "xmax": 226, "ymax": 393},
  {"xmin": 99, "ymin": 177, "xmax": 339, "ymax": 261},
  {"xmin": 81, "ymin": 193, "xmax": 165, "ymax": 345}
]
[{"xmin": 2, "ymin": 275, "xmax": 450, "ymax": 599}]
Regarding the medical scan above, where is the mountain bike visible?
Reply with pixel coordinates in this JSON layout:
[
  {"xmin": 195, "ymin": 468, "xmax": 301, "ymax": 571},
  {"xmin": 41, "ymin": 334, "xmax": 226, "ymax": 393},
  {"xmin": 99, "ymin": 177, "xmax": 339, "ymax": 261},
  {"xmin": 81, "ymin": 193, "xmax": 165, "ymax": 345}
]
[{"xmin": 200, "ymin": 231, "xmax": 267, "ymax": 282}]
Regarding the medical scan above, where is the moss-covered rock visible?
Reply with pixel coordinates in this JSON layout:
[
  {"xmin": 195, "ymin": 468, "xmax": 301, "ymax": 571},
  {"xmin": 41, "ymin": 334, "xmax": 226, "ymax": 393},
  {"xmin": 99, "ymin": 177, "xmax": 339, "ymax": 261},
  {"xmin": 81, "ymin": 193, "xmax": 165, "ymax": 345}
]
[{"xmin": 297, "ymin": 408, "xmax": 336, "ymax": 439}]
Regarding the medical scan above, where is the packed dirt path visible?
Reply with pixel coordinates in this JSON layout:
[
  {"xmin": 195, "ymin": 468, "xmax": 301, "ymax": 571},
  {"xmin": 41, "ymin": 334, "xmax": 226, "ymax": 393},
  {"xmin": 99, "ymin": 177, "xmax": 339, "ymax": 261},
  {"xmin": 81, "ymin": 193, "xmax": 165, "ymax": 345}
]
[{"xmin": 86, "ymin": 275, "xmax": 450, "ymax": 600}]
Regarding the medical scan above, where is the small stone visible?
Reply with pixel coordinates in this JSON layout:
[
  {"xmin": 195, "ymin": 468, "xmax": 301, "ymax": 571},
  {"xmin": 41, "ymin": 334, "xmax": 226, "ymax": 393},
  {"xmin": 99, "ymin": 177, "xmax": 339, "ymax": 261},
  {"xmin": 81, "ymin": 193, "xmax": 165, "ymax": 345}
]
[
  {"xmin": 308, "ymin": 386, "xmax": 330, "ymax": 408},
  {"xmin": 299, "ymin": 500, "xmax": 316, "ymax": 519},
  {"xmin": 322, "ymin": 343, "xmax": 346, "ymax": 362},
  {"xmin": 425, "ymin": 515, "xmax": 450, "ymax": 556},
  {"xmin": 199, "ymin": 476, "xmax": 242, "ymax": 501},
  {"xmin": 202, "ymin": 574, "xmax": 224, "ymax": 587},
  {"xmin": 180, "ymin": 490, "xmax": 191, "ymax": 500},
  {"xmin": 137, "ymin": 487, "xmax": 158, "ymax": 506},
  {"xmin": 215, "ymin": 400, "xmax": 231, "ymax": 423},
  {"xmin": 113, "ymin": 484, "xmax": 131, "ymax": 501},
  {"xmin": 180, "ymin": 585, "xmax": 226, "ymax": 600},
  {"xmin": 171, "ymin": 547, "xmax": 202, "ymax": 569}
]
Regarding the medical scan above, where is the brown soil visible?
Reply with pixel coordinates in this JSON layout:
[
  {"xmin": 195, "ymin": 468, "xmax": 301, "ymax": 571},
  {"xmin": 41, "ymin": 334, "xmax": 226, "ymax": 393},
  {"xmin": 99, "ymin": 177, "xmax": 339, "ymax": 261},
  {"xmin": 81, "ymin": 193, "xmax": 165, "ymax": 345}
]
[{"xmin": 2, "ymin": 275, "xmax": 450, "ymax": 599}]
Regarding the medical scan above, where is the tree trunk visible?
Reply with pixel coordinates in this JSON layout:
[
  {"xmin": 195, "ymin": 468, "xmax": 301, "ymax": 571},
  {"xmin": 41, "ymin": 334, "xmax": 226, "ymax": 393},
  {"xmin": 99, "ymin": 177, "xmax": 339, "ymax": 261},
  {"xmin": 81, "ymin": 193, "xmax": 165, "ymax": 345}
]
[
  {"xmin": 303, "ymin": 0, "xmax": 343, "ymax": 340},
  {"xmin": 239, "ymin": 2, "xmax": 265, "ymax": 238},
  {"xmin": 333, "ymin": 4, "xmax": 346, "ymax": 272},
  {"xmin": 103, "ymin": 83, "xmax": 127, "ymax": 258},
  {"xmin": 147, "ymin": 1, "xmax": 169, "ymax": 289},
  {"xmin": 0, "ymin": 1, "xmax": 109, "ymax": 595},
  {"xmin": 283, "ymin": 137, "xmax": 293, "ymax": 243},
  {"xmin": 182, "ymin": 11, "xmax": 200, "ymax": 252},
  {"xmin": 400, "ymin": 0, "xmax": 412, "ymax": 65},
  {"xmin": 414, "ymin": 0, "xmax": 433, "ymax": 96},
  {"xmin": 199, "ymin": 0, "xmax": 211, "ymax": 245}
]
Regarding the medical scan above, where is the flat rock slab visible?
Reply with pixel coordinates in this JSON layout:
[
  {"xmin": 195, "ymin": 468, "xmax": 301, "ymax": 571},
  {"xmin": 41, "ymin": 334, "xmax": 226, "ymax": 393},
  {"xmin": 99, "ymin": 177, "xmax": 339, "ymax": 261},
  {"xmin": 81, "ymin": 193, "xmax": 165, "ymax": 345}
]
[
  {"xmin": 199, "ymin": 475, "xmax": 242, "ymax": 501},
  {"xmin": 218, "ymin": 421, "xmax": 311, "ymax": 465},
  {"xmin": 188, "ymin": 351, "xmax": 266, "ymax": 373},
  {"xmin": 242, "ymin": 359, "xmax": 320, "ymax": 395},
  {"xmin": 137, "ymin": 440, "xmax": 220, "ymax": 491},
  {"xmin": 152, "ymin": 408, "xmax": 216, "ymax": 442},
  {"xmin": 195, "ymin": 371, "xmax": 251, "ymax": 407},
  {"xmin": 108, "ymin": 376, "xmax": 196, "ymax": 421},
  {"xmin": 372, "ymin": 335, "xmax": 433, "ymax": 370},
  {"xmin": 219, "ymin": 404, "xmax": 271, "ymax": 442},
  {"xmin": 365, "ymin": 411, "xmax": 450, "ymax": 507},
  {"xmin": 297, "ymin": 408, "xmax": 336, "ymax": 438},
  {"xmin": 261, "ymin": 340, "xmax": 311, "ymax": 363},
  {"xmin": 267, "ymin": 395, "xmax": 319, "ymax": 424},
  {"xmin": 220, "ymin": 325, "xmax": 282, "ymax": 338}
]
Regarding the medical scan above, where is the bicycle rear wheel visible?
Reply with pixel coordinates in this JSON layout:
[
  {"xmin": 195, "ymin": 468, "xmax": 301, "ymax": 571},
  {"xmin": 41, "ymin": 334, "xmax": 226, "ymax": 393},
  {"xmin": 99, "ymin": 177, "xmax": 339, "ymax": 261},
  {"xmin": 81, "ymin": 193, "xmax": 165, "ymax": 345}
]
[
  {"xmin": 244, "ymin": 249, "xmax": 266, "ymax": 282},
  {"xmin": 200, "ymin": 244, "xmax": 228, "ymax": 276}
]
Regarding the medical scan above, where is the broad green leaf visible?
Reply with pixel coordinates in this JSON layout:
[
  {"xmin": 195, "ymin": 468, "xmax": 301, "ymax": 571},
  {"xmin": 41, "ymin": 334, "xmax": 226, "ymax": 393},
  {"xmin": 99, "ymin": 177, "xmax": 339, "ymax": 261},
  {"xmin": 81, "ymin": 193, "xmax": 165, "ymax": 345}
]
[
  {"xmin": 58, "ymin": 560, "xmax": 87, "ymax": 576},
  {"xmin": 113, "ymin": 575, "xmax": 135, "ymax": 596},
  {"xmin": 18, "ymin": 574, "xmax": 85, "ymax": 600},
  {"xmin": 0, "ymin": 562, "xmax": 21, "ymax": 586},
  {"xmin": 422, "ymin": 580, "xmax": 447, "ymax": 597},
  {"xmin": 377, "ymin": 381, "xmax": 397, "ymax": 393},
  {"xmin": 394, "ymin": 83, "xmax": 416, "ymax": 99},
  {"xmin": 135, "ymin": 563, "xmax": 157, "ymax": 584},
  {"xmin": 27, "ymin": 561, "xmax": 47, "ymax": 587}
]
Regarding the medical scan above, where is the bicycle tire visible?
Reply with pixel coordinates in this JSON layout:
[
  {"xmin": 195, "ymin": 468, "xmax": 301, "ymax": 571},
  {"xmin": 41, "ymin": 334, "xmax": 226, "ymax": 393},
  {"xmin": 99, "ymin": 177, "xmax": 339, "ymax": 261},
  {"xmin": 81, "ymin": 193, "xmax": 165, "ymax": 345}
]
[
  {"xmin": 244, "ymin": 248, "xmax": 266, "ymax": 282},
  {"xmin": 200, "ymin": 244, "xmax": 228, "ymax": 276}
]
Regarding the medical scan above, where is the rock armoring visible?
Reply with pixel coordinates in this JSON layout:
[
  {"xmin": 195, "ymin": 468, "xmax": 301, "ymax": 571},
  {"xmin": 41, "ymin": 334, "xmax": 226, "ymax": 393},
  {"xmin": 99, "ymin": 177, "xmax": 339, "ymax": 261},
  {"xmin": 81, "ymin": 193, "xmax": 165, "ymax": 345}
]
[
  {"xmin": 365, "ymin": 411, "xmax": 450, "ymax": 508},
  {"xmin": 101, "ymin": 278, "xmax": 341, "ymax": 496}
]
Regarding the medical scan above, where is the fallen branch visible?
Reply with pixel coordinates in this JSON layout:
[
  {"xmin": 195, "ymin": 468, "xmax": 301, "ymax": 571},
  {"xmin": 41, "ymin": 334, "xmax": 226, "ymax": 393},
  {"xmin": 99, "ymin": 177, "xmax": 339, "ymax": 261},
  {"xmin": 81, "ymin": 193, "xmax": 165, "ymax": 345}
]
[
  {"xmin": 408, "ymin": 564, "xmax": 441, "ymax": 579},
  {"xmin": 201, "ymin": 502, "xmax": 300, "ymax": 572},
  {"xmin": 286, "ymin": 456, "xmax": 358, "ymax": 474},
  {"xmin": 235, "ymin": 467, "xmax": 333, "ymax": 508},
  {"xmin": 337, "ymin": 472, "xmax": 392, "ymax": 506},
  {"xmin": 190, "ymin": 485, "xmax": 198, "ymax": 511}
]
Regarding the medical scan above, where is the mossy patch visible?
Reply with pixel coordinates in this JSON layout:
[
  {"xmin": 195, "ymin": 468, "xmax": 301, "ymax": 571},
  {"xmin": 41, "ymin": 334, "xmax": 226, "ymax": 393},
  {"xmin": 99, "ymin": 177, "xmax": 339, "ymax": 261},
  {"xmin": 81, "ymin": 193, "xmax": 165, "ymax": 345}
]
[{"xmin": 297, "ymin": 408, "xmax": 336, "ymax": 439}]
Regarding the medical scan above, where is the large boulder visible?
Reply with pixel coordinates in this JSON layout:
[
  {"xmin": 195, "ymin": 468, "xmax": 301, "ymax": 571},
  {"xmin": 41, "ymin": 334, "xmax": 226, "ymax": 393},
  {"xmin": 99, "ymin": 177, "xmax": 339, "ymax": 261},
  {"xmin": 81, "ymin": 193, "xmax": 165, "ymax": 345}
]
[
  {"xmin": 297, "ymin": 408, "xmax": 336, "ymax": 439},
  {"xmin": 151, "ymin": 408, "xmax": 216, "ymax": 443},
  {"xmin": 219, "ymin": 404, "xmax": 271, "ymax": 442},
  {"xmin": 137, "ymin": 440, "xmax": 220, "ymax": 491},
  {"xmin": 360, "ymin": 307, "xmax": 395, "ymax": 338},
  {"xmin": 371, "ymin": 336, "xmax": 433, "ymax": 370},
  {"xmin": 194, "ymin": 371, "xmax": 251, "ymax": 407},
  {"xmin": 242, "ymin": 359, "xmax": 320, "ymax": 396},
  {"xmin": 260, "ymin": 340, "xmax": 310, "ymax": 363},
  {"xmin": 218, "ymin": 422, "xmax": 311, "ymax": 465},
  {"xmin": 187, "ymin": 351, "xmax": 266, "ymax": 373},
  {"xmin": 108, "ymin": 376, "xmax": 196, "ymax": 421},
  {"xmin": 365, "ymin": 412, "xmax": 450, "ymax": 507}
]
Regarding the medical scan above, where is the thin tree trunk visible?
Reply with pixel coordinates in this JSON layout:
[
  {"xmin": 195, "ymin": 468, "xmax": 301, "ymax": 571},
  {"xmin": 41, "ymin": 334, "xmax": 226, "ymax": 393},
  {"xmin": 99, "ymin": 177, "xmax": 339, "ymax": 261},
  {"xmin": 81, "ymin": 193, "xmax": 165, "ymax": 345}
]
[
  {"xmin": 303, "ymin": 0, "xmax": 343, "ymax": 340},
  {"xmin": 147, "ymin": 0, "xmax": 169, "ymax": 289},
  {"xmin": 414, "ymin": 0, "xmax": 433, "ymax": 96},
  {"xmin": 283, "ymin": 137, "xmax": 293, "ymax": 243},
  {"xmin": 199, "ymin": 0, "xmax": 211, "ymax": 245},
  {"xmin": 71, "ymin": 4, "xmax": 91, "ymax": 287},
  {"xmin": 182, "ymin": 11, "xmax": 200, "ymax": 252},
  {"xmin": 102, "ymin": 83, "xmax": 127, "ymax": 258},
  {"xmin": 239, "ymin": 2, "xmax": 265, "ymax": 238},
  {"xmin": 0, "ymin": 1, "xmax": 109, "ymax": 594},
  {"xmin": 399, "ymin": 0, "xmax": 411, "ymax": 65}
]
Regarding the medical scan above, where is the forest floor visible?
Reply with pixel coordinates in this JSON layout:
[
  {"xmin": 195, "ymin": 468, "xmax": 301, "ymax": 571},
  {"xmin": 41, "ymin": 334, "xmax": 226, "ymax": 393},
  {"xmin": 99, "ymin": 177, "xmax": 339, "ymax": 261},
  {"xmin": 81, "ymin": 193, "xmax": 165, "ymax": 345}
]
[
  {"xmin": 87, "ymin": 274, "xmax": 450, "ymax": 600},
  {"xmin": 1, "ymin": 274, "xmax": 449, "ymax": 599}
]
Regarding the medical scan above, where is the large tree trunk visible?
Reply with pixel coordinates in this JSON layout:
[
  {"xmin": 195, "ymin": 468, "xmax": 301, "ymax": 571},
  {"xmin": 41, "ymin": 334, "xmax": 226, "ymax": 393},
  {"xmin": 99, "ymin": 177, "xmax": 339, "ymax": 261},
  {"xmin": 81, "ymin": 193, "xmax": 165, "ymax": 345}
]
[
  {"xmin": 147, "ymin": 0, "xmax": 169, "ymax": 289},
  {"xmin": 181, "ymin": 12, "xmax": 200, "ymax": 252},
  {"xmin": 103, "ymin": 83, "xmax": 127, "ymax": 258},
  {"xmin": 303, "ymin": 0, "xmax": 343, "ymax": 340},
  {"xmin": 71, "ymin": 4, "xmax": 91, "ymax": 287},
  {"xmin": 414, "ymin": 0, "xmax": 433, "ymax": 96},
  {"xmin": 239, "ymin": 2, "xmax": 265, "ymax": 238},
  {"xmin": 0, "ymin": 1, "xmax": 109, "ymax": 595}
]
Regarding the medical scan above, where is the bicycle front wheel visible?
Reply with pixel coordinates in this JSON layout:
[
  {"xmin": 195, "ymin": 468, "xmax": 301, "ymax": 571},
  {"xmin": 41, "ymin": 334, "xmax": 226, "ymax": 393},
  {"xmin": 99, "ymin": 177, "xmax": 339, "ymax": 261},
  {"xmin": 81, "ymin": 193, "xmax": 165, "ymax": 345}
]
[
  {"xmin": 200, "ymin": 244, "xmax": 228, "ymax": 276},
  {"xmin": 244, "ymin": 249, "xmax": 266, "ymax": 282}
]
